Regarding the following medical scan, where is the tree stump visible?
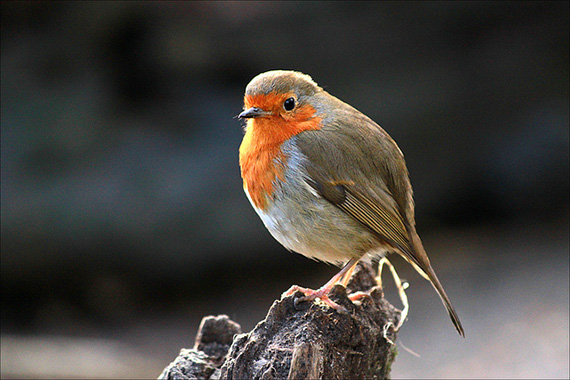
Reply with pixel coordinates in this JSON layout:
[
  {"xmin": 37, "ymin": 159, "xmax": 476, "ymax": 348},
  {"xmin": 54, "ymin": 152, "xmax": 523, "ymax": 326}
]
[{"xmin": 159, "ymin": 262, "xmax": 401, "ymax": 380}]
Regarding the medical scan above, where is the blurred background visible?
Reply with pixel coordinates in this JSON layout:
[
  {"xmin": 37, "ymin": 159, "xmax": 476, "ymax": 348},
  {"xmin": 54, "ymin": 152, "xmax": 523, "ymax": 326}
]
[{"xmin": 1, "ymin": 1, "xmax": 568, "ymax": 378}]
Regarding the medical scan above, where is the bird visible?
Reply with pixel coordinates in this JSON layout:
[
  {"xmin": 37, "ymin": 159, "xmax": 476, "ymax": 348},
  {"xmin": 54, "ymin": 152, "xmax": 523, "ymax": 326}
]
[{"xmin": 237, "ymin": 70, "xmax": 464, "ymax": 337}]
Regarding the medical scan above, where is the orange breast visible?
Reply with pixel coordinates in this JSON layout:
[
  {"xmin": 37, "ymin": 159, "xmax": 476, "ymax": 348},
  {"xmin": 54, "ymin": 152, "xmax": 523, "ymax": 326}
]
[{"xmin": 239, "ymin": 93, "xmax": 322, "ymax": 210}]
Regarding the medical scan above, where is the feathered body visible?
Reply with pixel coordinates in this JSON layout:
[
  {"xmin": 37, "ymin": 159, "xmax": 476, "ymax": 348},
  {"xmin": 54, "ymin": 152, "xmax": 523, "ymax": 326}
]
[{"xmin": 239, "ymin": 70, "xmax": 464, "ymax": 336}]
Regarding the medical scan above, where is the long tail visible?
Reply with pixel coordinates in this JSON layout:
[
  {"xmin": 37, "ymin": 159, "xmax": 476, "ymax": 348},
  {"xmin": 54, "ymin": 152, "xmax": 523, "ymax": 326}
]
[
  {"xmin": 422, "ymin": 264, "xmax": 465, "ymax": 337},
  {"xmin": 401, "ymin": 231, "xmax": 465, "ymax": 337}
]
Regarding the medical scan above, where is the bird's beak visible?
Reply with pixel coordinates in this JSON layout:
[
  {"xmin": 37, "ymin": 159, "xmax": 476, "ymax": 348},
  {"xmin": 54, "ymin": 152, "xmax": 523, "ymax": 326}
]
[{"xmin": 238, "ymin": 107, "xmax": 267, "ymax": 119}]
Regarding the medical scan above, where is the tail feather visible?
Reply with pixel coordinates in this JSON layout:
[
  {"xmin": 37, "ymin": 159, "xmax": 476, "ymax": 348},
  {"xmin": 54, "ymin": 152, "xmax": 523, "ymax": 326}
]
[
  {"xmin": 401, "ymin": 232, "xmax": 465, "ymax": 337},
  {"xmin": 425, "ymin": 265, "xmax": 465, "ymax": 337}
]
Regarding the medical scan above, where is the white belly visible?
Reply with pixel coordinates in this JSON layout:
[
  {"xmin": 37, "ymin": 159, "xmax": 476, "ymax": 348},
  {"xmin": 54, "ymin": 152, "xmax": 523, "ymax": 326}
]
[{"xmin": 245, "ymin": 140, "xmax": 382, "ymax": 265}]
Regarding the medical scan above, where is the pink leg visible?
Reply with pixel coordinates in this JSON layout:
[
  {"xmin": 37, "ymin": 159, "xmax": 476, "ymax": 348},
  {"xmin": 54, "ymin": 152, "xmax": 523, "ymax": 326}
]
[
  {"xmin": 339, "ymin": 262, "xmax": 358, "ymax": 287},
  {"xmin": 284, "ymin": 258, "xmax": 360, "ymax": 310}
]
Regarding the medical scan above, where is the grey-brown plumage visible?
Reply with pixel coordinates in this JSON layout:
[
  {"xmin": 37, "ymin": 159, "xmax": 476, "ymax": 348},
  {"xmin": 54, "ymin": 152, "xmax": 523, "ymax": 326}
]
[{"xmin": 239, "ymin": 70, "xmax": 465, "ymax": 337}]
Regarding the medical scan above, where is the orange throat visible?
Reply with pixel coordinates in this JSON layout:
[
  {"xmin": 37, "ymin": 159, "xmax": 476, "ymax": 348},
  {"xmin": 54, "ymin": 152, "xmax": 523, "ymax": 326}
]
[{"xmin": 239, "ymin": 95, "xmax": 322, "ymax": 210}]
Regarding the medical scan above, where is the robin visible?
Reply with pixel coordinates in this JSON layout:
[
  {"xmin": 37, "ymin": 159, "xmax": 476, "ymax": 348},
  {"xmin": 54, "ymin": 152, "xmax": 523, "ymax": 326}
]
[{"xmin": 238, "ymin": 70, "xmax": 464, "ymax": 337}]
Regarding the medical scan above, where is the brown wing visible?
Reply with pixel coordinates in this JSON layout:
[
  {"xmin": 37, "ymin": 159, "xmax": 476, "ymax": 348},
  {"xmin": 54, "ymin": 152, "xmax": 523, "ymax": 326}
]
[
  {"xmin": 294, "ymin": 103, "xmax": 424, "ymax": 269},
  {"xmin": 302, "ymin": 163, "xmax": 425, "ymax": 272},
  {"xmin": 295, "ymin": 100, "xmax": 465, "ymax": 336}
]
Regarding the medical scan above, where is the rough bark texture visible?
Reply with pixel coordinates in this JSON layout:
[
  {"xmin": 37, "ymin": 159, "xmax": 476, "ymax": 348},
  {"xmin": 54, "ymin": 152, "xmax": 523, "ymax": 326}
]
[
  {"xmin": 159, "ymin": 315, "xmax": 242, "ymax": 380},
  {"xmin": 159, "ymin": 262, "xmax": 401, "ymax": 380}
]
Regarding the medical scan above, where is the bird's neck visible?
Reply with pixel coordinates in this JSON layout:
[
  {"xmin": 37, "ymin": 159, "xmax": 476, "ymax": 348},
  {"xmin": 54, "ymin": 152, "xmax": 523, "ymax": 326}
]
[{"xmin": 239, "ymin": 114, "xmax": 321, "ymax": 210}]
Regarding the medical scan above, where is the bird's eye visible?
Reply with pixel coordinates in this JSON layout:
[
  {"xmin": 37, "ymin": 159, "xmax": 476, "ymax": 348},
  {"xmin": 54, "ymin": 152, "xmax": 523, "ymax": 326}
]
[{"xmin": 283, "ymin": 97, "xmax": 295, "ymax": 111}]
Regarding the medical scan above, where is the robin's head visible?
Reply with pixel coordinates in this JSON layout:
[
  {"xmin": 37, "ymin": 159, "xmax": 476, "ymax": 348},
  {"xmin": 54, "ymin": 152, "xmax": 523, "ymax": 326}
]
[
  {"xmin": 238, "ymin": 70, "xmax": 323, "ymax": 123},
  {"xmin": 238, "ymin": 71, "xmax": 325, "ymax": 210}
]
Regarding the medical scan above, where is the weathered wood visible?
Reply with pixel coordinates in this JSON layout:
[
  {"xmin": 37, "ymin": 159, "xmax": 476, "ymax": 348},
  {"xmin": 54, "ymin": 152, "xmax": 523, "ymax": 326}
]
[
  {"xmin": 159, "ymin": 315, "xmax": 241, "ymax": 380},
  {"xmin": 159, "ymin": 262, "xmax": 401, "ymax": 380}
]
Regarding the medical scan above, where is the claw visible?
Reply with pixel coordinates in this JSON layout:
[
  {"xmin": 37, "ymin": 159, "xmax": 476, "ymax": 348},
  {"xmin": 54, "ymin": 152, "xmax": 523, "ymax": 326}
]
[
  {"xmin": 281, "ymin": 258, "xmax": 360, "ymax": 311},
  {"xmin": 287, "ymin": 285, "xmax": 347, "ymax": 312}
]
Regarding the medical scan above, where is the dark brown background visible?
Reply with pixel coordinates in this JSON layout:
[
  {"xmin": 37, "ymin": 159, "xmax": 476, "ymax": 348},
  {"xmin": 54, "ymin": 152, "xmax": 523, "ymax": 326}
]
[{"xmin": 1, "ymin": 2, "xmax": 568, "ymax": 378}]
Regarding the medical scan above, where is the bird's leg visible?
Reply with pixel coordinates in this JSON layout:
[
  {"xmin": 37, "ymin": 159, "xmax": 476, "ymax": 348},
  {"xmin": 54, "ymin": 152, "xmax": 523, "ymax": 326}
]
[
  {"xmin": 283, "ymin": 258, "xmax": 360, "ymax": 310},
  {"xmin": 375, "ymin": 257, "xmax": 409, "ymax": 331},
  {"xmin": 339, "ymin": 261, "xmax": 358, "ymax": 287},
  {"xmin": 341, "ymin": 261, "xmax": 374, "ymax": 302}
]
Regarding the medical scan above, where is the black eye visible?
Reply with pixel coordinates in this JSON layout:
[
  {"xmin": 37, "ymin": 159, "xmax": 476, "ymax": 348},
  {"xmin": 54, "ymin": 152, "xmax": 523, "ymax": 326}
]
[{"xmin": 283, "ymin": 97, "xmax": 295, "ymax": 111}]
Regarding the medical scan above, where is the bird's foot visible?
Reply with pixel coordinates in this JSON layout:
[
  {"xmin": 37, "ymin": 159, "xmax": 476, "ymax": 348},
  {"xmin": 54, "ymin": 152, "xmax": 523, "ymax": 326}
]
[
  {"xmin": 283, "ymin": 285, "xmax": 346, "ymax": 312},
  {"xmin": 282, "ymin": 258, "xmax": 360, "ymax": 312}
]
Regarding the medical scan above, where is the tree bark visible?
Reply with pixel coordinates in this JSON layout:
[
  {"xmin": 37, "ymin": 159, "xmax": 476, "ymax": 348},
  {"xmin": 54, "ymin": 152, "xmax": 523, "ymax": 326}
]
[{"xmin": 159, "ymin": 262, "xmax": 401, "ymax": 380}]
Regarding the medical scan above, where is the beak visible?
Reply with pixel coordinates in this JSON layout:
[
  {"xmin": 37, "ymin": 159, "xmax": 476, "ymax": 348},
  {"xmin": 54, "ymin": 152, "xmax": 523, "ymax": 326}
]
[{"xmin": 238, "ymin": 107, "xmax": 267, "ymax": 119}]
